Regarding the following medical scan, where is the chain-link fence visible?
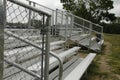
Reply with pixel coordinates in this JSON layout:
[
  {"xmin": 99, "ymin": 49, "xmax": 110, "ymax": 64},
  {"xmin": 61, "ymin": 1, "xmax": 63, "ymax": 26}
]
[{"xmin": 4, "ymin": 0, "xmax": 51, "ymax": 80}]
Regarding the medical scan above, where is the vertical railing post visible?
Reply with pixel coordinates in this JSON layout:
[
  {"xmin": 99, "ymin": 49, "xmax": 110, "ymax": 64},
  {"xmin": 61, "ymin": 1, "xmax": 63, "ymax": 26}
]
[
  {"xmin": 32, "ymin": 2, "xmax": 35, "ymax": 27},
  {"xmin": 61, "ymin": 10, "xmax": 63, "ymax": 28},
  {"xmin": 101, "ymin": 25, "xmax": 103, "ymax": 42},
  {"xmin": 0, "ymin": 0, "xmax": 5, "ymax": 79},
  {"xmin": 51, "ymin": 10, "xmax": 54, "ymax": 36},
  {"xmin": 89, "ymin": 22, "xmax": 92, "ymax": 49},
  {"xmin": 65, "ymin": 13, "xmax": 68, "ymax": 41},
  {"xmin": 83, "ymin": 20, "xmax": 85, "ymax": 34},
  {"xmin": 41, "ymin": 15, "xmax": 45, "ymax": 80},
  {"xmin": 90, "ymin": 22, "xmax": 92, "ymax": 35},
  {"xmin": 55, "ymin": 9, "xmax": 58, "ymax": 36},
  {"xmin": 28, "ymin": 1, "xmax": 32, "ymax": 28},
  {"xmin": 100, "ymin": 25, "xmax": 103, "ymax": 51},
  {"xmin": 64, "ymin": 13, "xmax": 68, "ymax": 49},
  {"xmin": 70, "ymin": 14, "xmax": 74, "ymax": 38},
  {"xmin": 61, "ymin": 10, "xmax": 63, "ymax": 37},
  {"xmin": 44, "ymin": 16, "xmax": 51, "ymax": 80}
]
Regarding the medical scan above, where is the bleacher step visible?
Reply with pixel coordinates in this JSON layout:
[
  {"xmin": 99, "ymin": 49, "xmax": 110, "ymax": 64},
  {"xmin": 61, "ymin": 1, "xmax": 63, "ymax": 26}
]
[
  {"xmin": 50, "ymin": 57, "xmax": 83, "ymax": 80},
  {"xmin": 28, "ymin": 47, "xmax": 80, "ymax": 72},
  {"xmin": 49, "ymin": 56, "xmax": 80, "ymax": 80},
  {"xmin": 64, "ymin": 53, "xmax": 96, "ymax": 80}
]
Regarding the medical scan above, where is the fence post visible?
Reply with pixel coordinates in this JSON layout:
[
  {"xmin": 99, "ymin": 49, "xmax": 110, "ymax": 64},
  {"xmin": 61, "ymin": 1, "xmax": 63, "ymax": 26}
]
[
  {"xmin": 32, "ymin": 2, "xmax": 35, "ymax": 27},
  {"xmin": 83, "ymin": 20, "xmax": 85, "ymax": 34},
  {"xmin": 65, "ymin": 13, "xmax": 68, "ymax": 41},
  {"xmin": 89, "ymin": 22, "xmax": 92, "ymax": 49},
  {"xmin": 61, "ymin": 10, "xmax": 63, "ymax": 29},
  {"xmin": 51, "ymin": 10, "xmax": 54, "ymax": 36},
  {"xmin": 0, "ymin": 0, "xmax": 5, "ymax": 79},
  {"xmin": 28, "ymin": 1, "xmax": 32, "ymax": 28},
  {"xmin": 44, "ymin": 16, "xmax": 51, "ymax": 80},
  {"xmin": 70, "ymin": 14, "xmax": 74, "ymax": 38},
  {"xmin": 55, "ymin": 9, "xmax": 58, "ymax": 36}
]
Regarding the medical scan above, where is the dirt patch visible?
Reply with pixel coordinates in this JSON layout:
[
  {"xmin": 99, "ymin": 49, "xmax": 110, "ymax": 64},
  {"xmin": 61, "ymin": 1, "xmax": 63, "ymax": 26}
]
[
  {"xmin": 79, "ymin": 41, "xmax": 120, "ymax": 80},
  {"xmin": 104, "ymin": 42, "xmax": 112, "ymax": 55},
  {"xmin": 79, "ymin": 52, "xmax": 88, "ymax": 58},
  {"xmin": 98, "ymin": 42, "xmax": 112, "ymax": 73}
]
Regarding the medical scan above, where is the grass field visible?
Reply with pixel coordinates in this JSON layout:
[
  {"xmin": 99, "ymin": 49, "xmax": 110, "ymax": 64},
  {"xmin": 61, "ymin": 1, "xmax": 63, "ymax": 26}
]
[
  {"xmin": 105, "ymin": 34, "xmax": 120, "ymax": 75},
  {"xmin": 87, "ymin": 33, "xmax": 120, "ymax": 80}
]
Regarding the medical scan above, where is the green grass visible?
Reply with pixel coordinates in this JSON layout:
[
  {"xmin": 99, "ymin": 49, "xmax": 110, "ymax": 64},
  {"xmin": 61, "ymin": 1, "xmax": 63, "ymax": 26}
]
[
  {"xmin": 87, "ymin": 33, "xmax": 120, "ymax": 80},
  {"xmin": 104, "ymin": 34, "xmax": 120, "ymax": 75}
]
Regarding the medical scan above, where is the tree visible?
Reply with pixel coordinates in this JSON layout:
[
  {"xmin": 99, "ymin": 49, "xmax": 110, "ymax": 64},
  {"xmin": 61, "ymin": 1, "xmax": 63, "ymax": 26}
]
[{"xmin": 60, "ymin": 0, "xmax": 116, "ymax": 23}]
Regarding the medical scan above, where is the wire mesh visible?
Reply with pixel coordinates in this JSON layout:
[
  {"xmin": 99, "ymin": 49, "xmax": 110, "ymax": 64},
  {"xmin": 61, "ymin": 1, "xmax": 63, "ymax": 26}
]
[{"xmin": 4, "ymin": 0, "xmax": 50, "ymax": 80}]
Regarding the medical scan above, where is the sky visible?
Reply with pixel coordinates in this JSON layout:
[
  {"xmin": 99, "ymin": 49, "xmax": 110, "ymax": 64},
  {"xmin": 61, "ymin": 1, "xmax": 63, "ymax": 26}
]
[
  {"xmin": 110, "ymin": 0, "xmax": 120, "ymax": 16},
  {"xmin": 31, "ymin": 0, "xmax": 120, "ymax": 17}
]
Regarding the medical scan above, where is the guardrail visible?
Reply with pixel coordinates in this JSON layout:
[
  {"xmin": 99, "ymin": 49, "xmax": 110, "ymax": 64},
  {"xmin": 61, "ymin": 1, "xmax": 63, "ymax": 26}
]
[
  {"xmin": 56, "ymin": 9, "xmax": 104, "ymax": 51},
  {"xmin": 26, "ymin": 0, "xmax": 104, "ymax": 51}
]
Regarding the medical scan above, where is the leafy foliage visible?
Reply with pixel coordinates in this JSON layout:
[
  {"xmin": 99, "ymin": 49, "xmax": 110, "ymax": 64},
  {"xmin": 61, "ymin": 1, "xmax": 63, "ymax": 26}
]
[{"xmin": 60, "ymin": 0, "xmax": 116, "ymax": 23}]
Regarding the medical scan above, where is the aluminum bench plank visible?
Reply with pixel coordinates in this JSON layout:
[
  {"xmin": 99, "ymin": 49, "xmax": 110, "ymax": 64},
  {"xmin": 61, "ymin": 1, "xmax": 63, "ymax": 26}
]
[
  {"xmin": 28, "ymin": 47, "xmax": 80, "ymax": 71},
  {"xmin": 70, "ymin": 34, "xmax": 89, "ymax": 41},
  {"xmin": 64, "ymin": 53, "xmax": 96, "ymax": 80},
  {"xmin": 53, "ymin": 58, "xmax": 83, "ymax": 80},
  {"xmin": 90, "ymin": 39, "xmax": 104, "ymax": 51},
  {"xmin": 50, "ymin": 40, "xmax": 65, "ymax": 46},
  {"xmin": 90, "ymin": 42, "xmax": 100, "ymax": 51},
  {"xmin": 49, "ymin": 56, "xmax": 80, "ymax": 80},
  {"xmin": 4, "ymin": 40, "xmax": 65, "ymax": 56},
  {"xmin": 79, "ymin": 36, "xmax": 96, "ymax": 46}
]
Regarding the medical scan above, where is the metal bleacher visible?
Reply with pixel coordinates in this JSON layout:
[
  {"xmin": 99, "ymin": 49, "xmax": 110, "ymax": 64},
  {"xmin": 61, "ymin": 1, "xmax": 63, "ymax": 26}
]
[{"xmin": 1, "ymin": 0, "xmax": 104, "ymax": 80}]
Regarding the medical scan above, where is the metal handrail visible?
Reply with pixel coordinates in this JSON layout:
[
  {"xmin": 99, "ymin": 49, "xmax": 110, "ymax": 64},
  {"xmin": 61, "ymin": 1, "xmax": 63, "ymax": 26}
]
[
  {"xmin": 4, "ymin": 30, "xmax": 63, "ymax": 80},
  {"xmin": 23, "ymin": 0, "xmax": 104, "ymax": 42},
  {"xmin": 8, "ymin": 0, "xmax": 51, "ymax": 17},
  {"xmin": 74, "ymin": 22, "xmax": 103, "ymax": 35},
  {"xmin": 57, "ymin": 9, "xmax": 103, "ymax": 35},
  {"xmin": 56, "ymin": 9, "xmax": 104, "ymax": 52},
  {"xmin": 26, "ymin": 0, "xmax": 55, "ymax": 11},
  {"xmin": 58, "ymin": 9, "xmax": 103, "ymax": 29},
  {"xmin": 50, "ymin": 52, "xmax": 63, "ymax": 80}
]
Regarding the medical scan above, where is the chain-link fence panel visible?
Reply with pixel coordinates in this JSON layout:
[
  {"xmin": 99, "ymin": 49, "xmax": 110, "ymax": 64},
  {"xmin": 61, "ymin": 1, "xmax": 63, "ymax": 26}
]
[{"xmin": 4, "ymin": 0, "xmax": 51, "ymax": 80}]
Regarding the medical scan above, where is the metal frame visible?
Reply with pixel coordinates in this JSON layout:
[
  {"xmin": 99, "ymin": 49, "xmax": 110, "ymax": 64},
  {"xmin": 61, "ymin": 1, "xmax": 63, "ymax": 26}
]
[
  {"xmin": 5, "ymin": 0, "xmax": 64, "ymax": 80},
  {"xmin": 0, "ymin": 0, "xmax": 6, "ymax": 79},
  {"xmin": 57, "ymin": 9, "xmax": 104, "ymax": 52},
  {"xmin": 5, "ymin": 29, "xmax": 63, "ymax": 80},
  {"xmin": 5, "ymin": 0, "xmax": 51, "ymax": 80},
  {"xmin": 3, "ymin": 0, "xmax": 104, "ymax": 80}
]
